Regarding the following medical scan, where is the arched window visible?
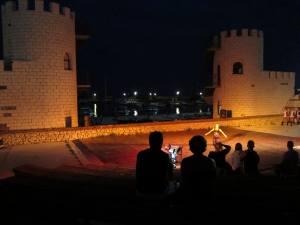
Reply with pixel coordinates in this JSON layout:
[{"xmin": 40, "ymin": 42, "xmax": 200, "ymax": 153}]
[
  {"xmin": 64, "ymin": 53, "xmax": 72, "ymax": 70},
  {"xmin": 233, "ymin": 62, "xmax": 243, "ymax": 74}
]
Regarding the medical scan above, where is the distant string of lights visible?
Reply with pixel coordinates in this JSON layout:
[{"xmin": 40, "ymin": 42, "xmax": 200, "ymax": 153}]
[{"xmin": 92, "ymin": 90, "xmax": 204, "ymax": 97}]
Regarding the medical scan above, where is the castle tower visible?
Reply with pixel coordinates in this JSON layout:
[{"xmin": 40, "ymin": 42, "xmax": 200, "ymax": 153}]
[
  {"xmin": 0, "ymin": 0, "xmax": 78, "ymax": 130},
  {"xmin": 212, "ymin": 29, "xmax": 295, "ymax": 118}
]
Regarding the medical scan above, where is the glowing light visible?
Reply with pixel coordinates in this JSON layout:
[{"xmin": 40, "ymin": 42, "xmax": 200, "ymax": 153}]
[
  {"xmin": 149, "ymin": 93, "xmax": 152, "ymax": 96},
  {"xmin": 199, "ymin": 109, "xmax": 202, "ymax": 113},
  {"xmin": 123, "ymin": 93, "xmax": 127, "ymax": 97},
  {"xmin": 94, "ymin": 104, "xmax": 97, "ymax": 117},
  {"xmin": 176, "ymin": 107, "xmax": 180, "ymax": 115},
  {"xmin": 200, "ymin": 92, "xmax": 203, "ymax": 96},
  {"xmin": 215, "ymin": 124, "xmax": 220, "ymax": 130},
  {"xmin": 134, "ymin": 110, "xmax": 138, "ymax": 117},
  {"xmin": 154, "ymin": 93, "xmax": 157, "ymax": 96},
  {"xmin": 134, "ymin": 91, "xmax": 138, "ymax": 96},
  {"xmin": 176, "ymin": 91, "xmax": 180, "ymax": 96},
  {"xmin": 93, "ymin": 93, "xmax": 97, "ymax": 97}
]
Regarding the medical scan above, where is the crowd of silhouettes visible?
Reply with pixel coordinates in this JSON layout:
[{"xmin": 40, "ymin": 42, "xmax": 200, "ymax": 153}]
[{"xmin": 136, "ymin": 131, "xmax": 299, "ymax": 204}]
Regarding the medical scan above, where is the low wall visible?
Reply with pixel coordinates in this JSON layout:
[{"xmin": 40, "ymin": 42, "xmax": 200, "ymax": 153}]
[{"xmin": 0, "ymin": 115, "xmax": 282, "ymax": 146}]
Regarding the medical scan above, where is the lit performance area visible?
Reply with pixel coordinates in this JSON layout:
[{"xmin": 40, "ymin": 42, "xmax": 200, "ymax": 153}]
[
  {"xmin": 1, "ymin": 126, "xmax": 300, "ymax": 178},
  {"xmin": 1, "ymin": 126, "xmax": 300, "ymax": 224},
  {"xmin": 81, "ymin": 127, "xmax": 300, "ymax": 171}
]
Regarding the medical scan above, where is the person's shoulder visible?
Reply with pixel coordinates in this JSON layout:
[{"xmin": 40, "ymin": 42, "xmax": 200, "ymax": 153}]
[
  {"xmin": 232, "ymin": 150, "xmax": 239, "ymax": 155},
  {"xmin": 181, "ymin": 157, "xmax": 189, "ymax": 165},
  {"xmin": 182, "ymin": 155, "xmax": 194, "ymax": 163},
  {"xmin": 157, "ymin": 149, "xmax": 169, "ymax": 156},
  {"xmin": 155, "ymin": 150, "xmax": 170, "ymax": 160},
  {"xmin": 208, "ymin": 151, "xmax": 215, "ymax": 156},
  {"xmin": 137, "ymin": 148, "xmax": 150, "ymax": 157},
  {"xmin": 202, "ymin": 155, "xmax": 215, "ymax": 164},
  {"xmin": 203, "ymin": 155, "xmax": 215, "ymax": 164},
  {"xmin": 292, "ymin": 149, "xmax": 299, "ymax": 156},
  {"xmin": 188, "ymin": 154, "xmax": 212, "ymax": 163}
]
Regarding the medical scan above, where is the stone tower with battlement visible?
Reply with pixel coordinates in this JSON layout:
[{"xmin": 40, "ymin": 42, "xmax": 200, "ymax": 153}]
[
  {"xmin": 0, "ymin": 0, "xmax": 78, "ymax": 130},
  {"xmin": 211, "ymin": 29, "xmax": 295, "ymax": 118}
]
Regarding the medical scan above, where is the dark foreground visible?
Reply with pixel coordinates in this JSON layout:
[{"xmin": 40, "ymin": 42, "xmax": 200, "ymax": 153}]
[{"xmin": 1, "ymin": 165, "xmax": 300, "ymax": 225}]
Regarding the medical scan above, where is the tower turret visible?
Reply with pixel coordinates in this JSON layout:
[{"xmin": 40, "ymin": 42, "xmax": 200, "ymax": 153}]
[
  {"xmin": 211, "ymin": 29, "xmax": 295, "ymax": 118},
  {"xmin": 0, "ymin": 0, "xmax": 78, "ymax": 130}
]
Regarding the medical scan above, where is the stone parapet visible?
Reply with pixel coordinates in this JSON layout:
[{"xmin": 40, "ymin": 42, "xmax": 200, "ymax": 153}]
[{"xmin": 0, "ymin": 115, "xmax": 282, "ymax": 146}]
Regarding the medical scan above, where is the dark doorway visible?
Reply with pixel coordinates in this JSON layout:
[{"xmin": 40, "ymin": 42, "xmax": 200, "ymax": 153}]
[{"xmin": 65, "ymin": 117, "xmax": 72, "ymax": 128}]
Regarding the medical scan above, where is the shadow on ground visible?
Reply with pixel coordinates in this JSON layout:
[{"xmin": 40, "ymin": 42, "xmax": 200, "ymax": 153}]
[{"xmin": 1, "ymin": 165, "xmax": 300, "ymax": 225}]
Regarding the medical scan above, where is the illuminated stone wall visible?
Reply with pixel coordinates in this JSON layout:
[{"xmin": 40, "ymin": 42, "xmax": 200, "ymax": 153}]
[
  {"xmin": 1, "ymin": 115, "xmax": 281, "ymax": 146},
  {"xmin": 0, "ymin": 0, "xmax": 78, "ymax": 130},
  {"xmin": 212, "ymin": 29, "xmax": 295, "ymax": 118}
]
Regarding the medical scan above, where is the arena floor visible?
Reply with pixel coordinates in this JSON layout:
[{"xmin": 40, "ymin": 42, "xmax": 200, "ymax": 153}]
[
  {"xmin": 0, "ymin": 126, "xmax": 299, "ymax": 179},
  {"xmin": 82, "ymin": 126, "xmax": 300, "ymax": 172},
  {"xmin": 1, "ymin": 126, "xmax": 300, "ymax": 224}
]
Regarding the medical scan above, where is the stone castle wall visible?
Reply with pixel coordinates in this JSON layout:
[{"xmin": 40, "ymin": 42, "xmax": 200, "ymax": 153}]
[
  {"xmin": 0, "ymin": 115, "xmax": 282, "ymax": 146},
  {"xmin": 0, "ymin": 0, "xmax": 78, "ymax": 130},
  {"xmin": 212, "ymin": 29, "xmax": 295, "ymax": 118}
]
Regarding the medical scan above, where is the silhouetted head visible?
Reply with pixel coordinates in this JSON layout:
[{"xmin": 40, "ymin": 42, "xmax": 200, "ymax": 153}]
[
  {"xmin": 287, "ymin": 141, "xmax": 294, "ymax": 150},
  {"xmin": 189, "ymin": 135, "xmax": 207, "ymax": 154},
  {"xmin": 149, "ymin": 131, "xmax": 163, "ymax": 150},
  {"xmin": 247, "ymin": 140, "xmax": 255, "ymax": 150},
  {"xmin": 235, "ymin": 143, "xmax": 243, "ymax": 152}
]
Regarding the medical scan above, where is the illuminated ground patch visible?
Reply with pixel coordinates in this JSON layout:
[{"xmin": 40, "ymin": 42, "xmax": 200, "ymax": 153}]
[{"xmin": 82, "ymin": 127, "xmax": 300, "ymax": 172}]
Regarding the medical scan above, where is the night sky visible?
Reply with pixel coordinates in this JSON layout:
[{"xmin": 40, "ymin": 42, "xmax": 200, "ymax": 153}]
[{"xmin": 4, "ymin": 0, "xmax": 300, "ymax": 96}]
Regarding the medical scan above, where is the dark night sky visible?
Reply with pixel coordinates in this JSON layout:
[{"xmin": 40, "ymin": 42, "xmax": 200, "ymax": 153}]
[{"xmin": 4, "ymin": 0, "xmax": 300, "ymax": 96}]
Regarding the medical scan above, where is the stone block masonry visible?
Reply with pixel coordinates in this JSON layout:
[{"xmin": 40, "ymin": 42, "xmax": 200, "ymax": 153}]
[
  {"xmin": 212, "ymin": 29, "xmax": 295, "ymax": 118},
  {"xmin": 0, "ymin": 0, "xmax": 78, "ymax": 130}
]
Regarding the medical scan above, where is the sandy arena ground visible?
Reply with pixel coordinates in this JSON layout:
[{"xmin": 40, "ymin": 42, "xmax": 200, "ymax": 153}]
[
  {"xmin": 0, "ymin": 126, "xmax": 299, "ymax": 178},
  {"xmin": 82, "ymin": 127, "xmax": 300, "ymax": 172},
  {"xmin": 1, "ymin": 126, "xmax": 300, "ymax": 225}
]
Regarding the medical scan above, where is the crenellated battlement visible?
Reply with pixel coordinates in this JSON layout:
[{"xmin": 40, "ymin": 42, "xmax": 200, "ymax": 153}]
[
  {"xmin": 220, "ymin": 29, "xmax": 263, "ymax": 39},
  {"xmin": 212, "ymin": 28, "xmax": 264, "ymax": 49},
  {"xmin": 2, "ymin": 0, "xmax": 74, "ymax": 20},
  {"xmin": 263, "ymin": 71, "xmax": 295, "ymax": 81},
  {"xmin": 212, "ymin": 28, "xmax": 295, "ymax": 119},
  {"xmin": 0, "ymin": 0, "xmax": 78, "ymax": 130}
]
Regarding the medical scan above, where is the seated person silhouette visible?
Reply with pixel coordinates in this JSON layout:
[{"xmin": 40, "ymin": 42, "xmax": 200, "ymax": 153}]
[
  {"xmin": 230, "ymin": 143, "xmax": 245, "ymax": 175},
  {"xmin": 208, "ymin": 142, "xmax": 232, "ymax": 175},
  {"xmin": 243, "ymin": 140, "xmax": 260, "ymax": 176},
  {"xmin": 136, "ymin": 131, "xmax": 174, "ymax": 199},
  {"xmin": 181, "ymin": 136, "xmax": 216, "ymax": 202},
  {"xmin": 275, "ymin": 141, "xmax": 299, "ymax": 177}
]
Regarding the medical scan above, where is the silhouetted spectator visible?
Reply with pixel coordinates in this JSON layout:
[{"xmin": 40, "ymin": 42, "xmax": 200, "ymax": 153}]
[
  {"xmin": 181, "ymin": 135, "xmax": 216, "ymax": 201},
  {"xmin": 208, "ymin": 142, "xmax": 232, "ymax": 175},
  {"xmin": 275, "ymin": 141, "xmax": 299, "ymax": 177},
  {"xmin": 136, "ymin": 131, "xmax": 174, "ymax": 198},
  {"xmin": 243, "ymin": 140, "xmax": 260, "ymax": 176},
  {"xmin": 230, "ymin": 143, "xmax": 245, "ymax": 175}
]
